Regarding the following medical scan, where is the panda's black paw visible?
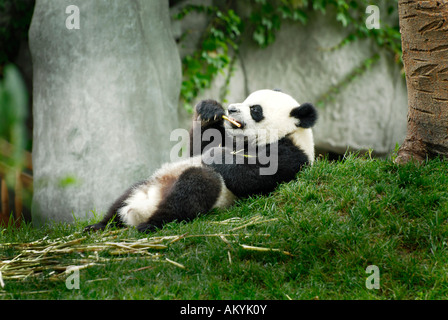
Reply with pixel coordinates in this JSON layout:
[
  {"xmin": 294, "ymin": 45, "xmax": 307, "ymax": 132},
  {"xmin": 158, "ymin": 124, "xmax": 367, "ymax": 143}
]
[
  {"xmin": 136, "ymin": 223, "xmax": 157, "ymax": 233},
  {"xmin": 83, "ymin": 222, "xmax": 107, "ymax": 233},
  {"xmin": 195, "ymin": 99, "xmax": 225, "ymax": 124}
]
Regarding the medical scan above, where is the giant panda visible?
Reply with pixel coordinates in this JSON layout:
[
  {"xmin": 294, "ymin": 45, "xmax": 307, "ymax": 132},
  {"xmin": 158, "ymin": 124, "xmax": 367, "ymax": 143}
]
[{"xmin": 84, "ymin": 89, "xmax": 317, "ymax": 233}]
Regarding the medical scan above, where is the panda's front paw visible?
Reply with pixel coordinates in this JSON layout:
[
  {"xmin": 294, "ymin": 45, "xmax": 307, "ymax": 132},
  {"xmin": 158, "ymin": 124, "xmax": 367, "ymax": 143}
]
[
  {"xmin": 195, "ymin": 99, "xmax": 225, "ymax": 124},
  {"xmin": 83, "ymin": 222, "xmax": 107, "ymax": 233},
  {"xmin": 136, "ymin": 223, "xmax": 157, "ymax": 233}
]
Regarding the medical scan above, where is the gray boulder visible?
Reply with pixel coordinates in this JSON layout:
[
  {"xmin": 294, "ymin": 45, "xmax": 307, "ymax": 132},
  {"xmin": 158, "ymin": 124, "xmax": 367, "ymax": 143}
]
[{"xmin": 30, "ymin": 0, "xmax": 181, "ymax": 225}]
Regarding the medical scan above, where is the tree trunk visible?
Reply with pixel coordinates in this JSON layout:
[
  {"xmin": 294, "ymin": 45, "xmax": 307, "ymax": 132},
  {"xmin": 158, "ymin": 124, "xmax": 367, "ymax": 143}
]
[{"xmin": 395, "ymin": 0, "xmax": 448, "ymax": 164}]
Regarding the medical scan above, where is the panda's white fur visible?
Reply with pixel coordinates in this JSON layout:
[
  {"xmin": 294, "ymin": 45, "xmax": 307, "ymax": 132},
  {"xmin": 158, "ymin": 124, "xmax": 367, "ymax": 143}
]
[
  {"xmin": 224, "ymin": 90, "xmax": 315, "ymax": 162},
  {"xmin": 117, "ymin": 156, "xmax": 237, "ymax": 227},
  {"xmin": 85, "ymin": 89, "xmax": 317, "ymax": 233}
]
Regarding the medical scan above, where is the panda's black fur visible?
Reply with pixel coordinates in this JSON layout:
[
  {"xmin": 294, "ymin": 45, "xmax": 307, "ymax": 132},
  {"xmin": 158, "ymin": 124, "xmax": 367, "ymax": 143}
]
[{"xmin": 84, "ymin": 90, "xmax": 317, "ymax": 233}]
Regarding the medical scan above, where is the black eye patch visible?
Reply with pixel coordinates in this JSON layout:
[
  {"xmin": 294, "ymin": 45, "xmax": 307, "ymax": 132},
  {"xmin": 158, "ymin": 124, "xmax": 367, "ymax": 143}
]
[{"xmin": 249, "ymin": 105, "xmax": 264, "ymax": 122}]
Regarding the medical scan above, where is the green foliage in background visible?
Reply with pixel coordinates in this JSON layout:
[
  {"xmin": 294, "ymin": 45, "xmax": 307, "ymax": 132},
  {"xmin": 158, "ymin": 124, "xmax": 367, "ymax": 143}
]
[
  {"xmin": 175, "ymin": 5, "xmax": 243, "ymax": 111},
  {"xmin": 0, "ymin": 64, "xmax": 28, "ymax": 186},
  {"xmin": 176, "ymin": 0, "xmax": 402, "ymax": 110},
  {"xmin": 0, "ymin": 0, "xmax": 35, "ymax": 76}
]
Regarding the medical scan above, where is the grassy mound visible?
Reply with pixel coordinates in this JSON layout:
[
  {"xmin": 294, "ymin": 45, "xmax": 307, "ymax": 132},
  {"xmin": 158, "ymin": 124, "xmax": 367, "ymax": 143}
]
[{"xmin": 1, "ymin": 155, "xmax": 447, "ymax": 299}]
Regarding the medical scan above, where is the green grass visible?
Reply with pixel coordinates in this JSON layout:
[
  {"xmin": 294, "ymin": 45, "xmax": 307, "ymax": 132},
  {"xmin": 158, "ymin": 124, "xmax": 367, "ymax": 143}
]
[{"xmin": 1, "ymin": 154, "xmax": 447, "ymax": 300}]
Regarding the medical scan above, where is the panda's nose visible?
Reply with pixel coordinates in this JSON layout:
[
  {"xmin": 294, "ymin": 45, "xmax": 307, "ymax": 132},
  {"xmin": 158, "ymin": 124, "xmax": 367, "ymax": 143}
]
[{"xmin": 228, "ymin": 105, "xmax": 239, "ymax": 114}]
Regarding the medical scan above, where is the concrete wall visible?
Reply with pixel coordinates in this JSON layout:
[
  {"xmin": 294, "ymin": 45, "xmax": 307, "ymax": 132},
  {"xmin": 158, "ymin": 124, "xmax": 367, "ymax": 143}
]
[{"xmin": 174, "ymin": 6, "xmax": 408, "ymax": 156}]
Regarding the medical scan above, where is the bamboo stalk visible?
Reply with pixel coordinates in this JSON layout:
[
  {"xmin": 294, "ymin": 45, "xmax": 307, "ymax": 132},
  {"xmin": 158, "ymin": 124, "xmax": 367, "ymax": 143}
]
[
  {"xmin": 228, "ymin": 217, "xmax": 278, "ymax": 232},
  {"xmin": 1, "ymin": 214, "xmax": 288, "ymax": 283},
  {"xmin": 165, "ymin": 258, "xmax": 185, "ymax": 269},
  {"xmin": 222, "ymin": 115, "xmax": 242, "ymax": 128},
  {"xmin": 240, "ymin": 244, "xmax": 292, "ymax": 256}
]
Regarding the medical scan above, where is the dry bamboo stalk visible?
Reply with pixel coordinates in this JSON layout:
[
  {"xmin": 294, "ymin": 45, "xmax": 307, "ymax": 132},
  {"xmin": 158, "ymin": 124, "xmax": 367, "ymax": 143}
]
[
  {"xmin": 210, "ymin": 217, "xmax": 242, "ymax": 225},
  {"xmin": 165, "ymin": 258, "xmax": 185, "ymax": 269},
  {"xmin": 168, "ymin": 233, "xmax": 189, "ymax": 244},
  {"xmin": 1, "ymin": 214, "xmax": 289, "ymax": 283},
  {"xmin": 228, "ymin": 217, "xmax": 278, "ymax": 232},
  {"xmin": 85, "ymin": 278, "xmax": 109, "ymax": 283},
  {"xmin": 0, "ymin": 290, "xmax": 51, "ymax": 296},
  {"xmin": 222, "ymin": 115, "xmax": 242, "ymax": 128},
  {"xmin": 219, "ymin": 235, "xmax": 231, "ymax": 245},
  {"xmin": 0, "ymin": 233, "xmax": 173, "ymax": 282},
  {"xmin": 128, "ymin": 266, "xmax": 154, "ymax": 273},
  {"xmin": 0, "ymin": 253, "xmax": 23, "ymax": 271},
  {"xmin": 240, "ymin": 244, "xmax": 292, "ymax": 256}
]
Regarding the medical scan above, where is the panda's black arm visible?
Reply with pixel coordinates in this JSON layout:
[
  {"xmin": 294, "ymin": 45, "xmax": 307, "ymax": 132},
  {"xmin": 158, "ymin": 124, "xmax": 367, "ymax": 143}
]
[
  {"xmin": 189, "ymin": 99, "xmax": 227, "ymax": 156},
  {"xmin": 207, "ymin": 140, "xmax": 309, "ymax": 198}
]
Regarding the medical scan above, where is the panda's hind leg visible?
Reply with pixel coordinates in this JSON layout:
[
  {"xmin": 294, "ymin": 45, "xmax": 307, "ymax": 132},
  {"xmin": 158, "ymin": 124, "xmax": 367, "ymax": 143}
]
[
  {"xmin": 137, "ymin": 166, "xmax": 222, "ymax": 233},
  {"xmin": 83, "ymin": 181, "xmax": 145, "ymax": 232}
]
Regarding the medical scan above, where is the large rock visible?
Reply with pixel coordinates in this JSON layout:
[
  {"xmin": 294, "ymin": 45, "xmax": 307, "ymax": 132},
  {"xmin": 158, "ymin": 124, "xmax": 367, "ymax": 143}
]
[
  {"xmin": 30, "ymin": 0, "xmax": 181, "ymax": 225},
  {"xmin": 182, "ymin": 8, "xmax": 407, "ymax": 156}
]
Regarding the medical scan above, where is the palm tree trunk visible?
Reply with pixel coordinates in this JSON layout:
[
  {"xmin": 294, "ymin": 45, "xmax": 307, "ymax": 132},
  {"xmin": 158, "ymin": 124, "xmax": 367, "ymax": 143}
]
[{"xmin": 395, "ymin": 0, "xmax": 448, "ymax": 164}]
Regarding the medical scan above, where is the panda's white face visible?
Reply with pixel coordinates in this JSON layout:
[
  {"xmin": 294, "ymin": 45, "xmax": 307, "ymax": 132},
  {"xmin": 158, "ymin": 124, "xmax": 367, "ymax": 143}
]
[
  {"xmin": 225, "ymin": 90, "xmax": 299, "ymax": 134},
  {"xmin": 223, "ymin": 89, "xmax": 316, "ymax": 162}
]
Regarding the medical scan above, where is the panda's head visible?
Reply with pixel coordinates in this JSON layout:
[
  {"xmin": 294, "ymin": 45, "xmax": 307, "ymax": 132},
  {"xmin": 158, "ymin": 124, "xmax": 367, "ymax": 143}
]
[{"xmin": 224, "ymin": 89, "xmax": 317, "ymax": 161}]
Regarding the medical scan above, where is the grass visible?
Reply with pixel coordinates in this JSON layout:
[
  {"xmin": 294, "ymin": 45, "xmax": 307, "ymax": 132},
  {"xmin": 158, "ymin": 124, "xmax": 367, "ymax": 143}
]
[{"xmin": 1, "ymin": 154, "xmax": 447, "ymax": 300}]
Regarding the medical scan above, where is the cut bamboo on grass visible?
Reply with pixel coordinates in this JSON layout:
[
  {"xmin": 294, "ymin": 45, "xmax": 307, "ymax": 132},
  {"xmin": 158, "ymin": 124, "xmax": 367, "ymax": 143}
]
[
  {"xmin": 240, "ymin": 244, "xmax": 293, "ymax": 256},
  {"xmin": 0, "ymin": 232, "xmax": 175, "ymax": 282},
  {"xmin": 165, "ymin": 258, "xmax": 185, "ymax": 269},
  {"xmin": 0, "ymin": 215, "xmax": 290, "ymax": 284},
  {"xmin": 228, "ymin": 216, "xmax": 278, "ymax": 232}
]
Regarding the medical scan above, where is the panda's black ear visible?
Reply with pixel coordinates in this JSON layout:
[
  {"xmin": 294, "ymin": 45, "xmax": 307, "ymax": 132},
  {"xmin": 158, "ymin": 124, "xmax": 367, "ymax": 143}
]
[{"xmin": 290, "ymin": 103, "xmax": 318, "ymax": 128}]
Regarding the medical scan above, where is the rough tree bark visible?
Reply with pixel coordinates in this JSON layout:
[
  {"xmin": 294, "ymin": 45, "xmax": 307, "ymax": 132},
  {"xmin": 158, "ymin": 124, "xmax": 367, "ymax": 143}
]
[{"xmin": 395, "ymin": 0, "xmax": 448, "ymax": 164}]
